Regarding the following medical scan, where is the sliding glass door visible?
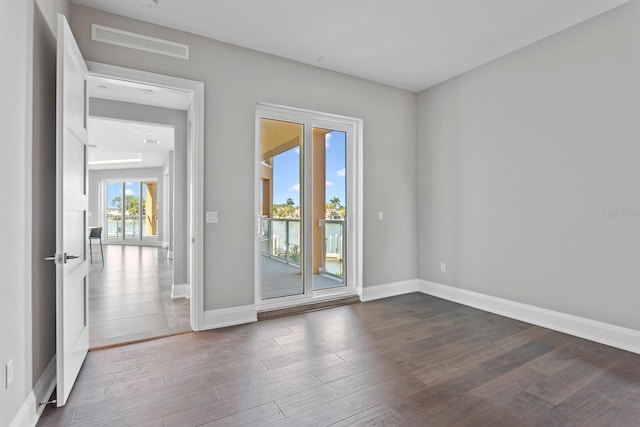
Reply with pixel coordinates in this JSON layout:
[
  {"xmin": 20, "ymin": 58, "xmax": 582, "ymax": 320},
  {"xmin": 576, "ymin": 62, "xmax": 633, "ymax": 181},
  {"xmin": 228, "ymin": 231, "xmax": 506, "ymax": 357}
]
[
  {"xmin": 259, "ymin": 118, "xmax": 305, "ymax": 299},
  {"xmin": 105, "ymin": 180, "xmax": 158, "ymax": 242},
  {"xmin": 312, "ymin": 128, "xmax": 347, "ymax": 291},
  {"xmin": 256, "ymin": 105, "xmax": 361, "ymax": 306}
]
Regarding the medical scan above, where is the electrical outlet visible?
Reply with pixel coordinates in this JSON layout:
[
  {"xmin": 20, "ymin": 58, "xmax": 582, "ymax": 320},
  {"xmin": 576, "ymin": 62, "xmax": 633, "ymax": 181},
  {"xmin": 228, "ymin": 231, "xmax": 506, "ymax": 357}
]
[
  {"xmin": 378, "ymin": 211, "xmax": 384, "ymax": 220},
  {"xmin": 440, "ymin": 263, "xmax": 446, "ymax": 272},
  {"xmin": 6, "ymin": 359, "xmax": 14, "ymax": 388}
]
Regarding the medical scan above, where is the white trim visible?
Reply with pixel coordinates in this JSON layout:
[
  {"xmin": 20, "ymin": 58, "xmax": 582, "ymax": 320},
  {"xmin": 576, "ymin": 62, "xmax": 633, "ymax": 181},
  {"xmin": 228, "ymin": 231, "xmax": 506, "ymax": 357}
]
[
  {"xmin": 167, "ymin": 250, "xmax": 174, "ymax": 259},
  {"xmin": 360, "ymin": 279, "xmax": 420, "ymax": 302},
  {"xmin": 203, "ymin": 305, "xmax": 257, "ymax": 330},
  {"xmin": 10, "ymin": 356, "xmax": 56, "ymax": 427},
  {"xmin": 162, "ymin": 241, "xmax": 169, "ymax": 248},
  {"xmin": 419, "ymin": 280, "xmax": 640, "ymax": 355},
  {"xmin": 171, "ymin": 283, "xmax": 189, "ymax": 299},
  {"xmin": 86, "ymin": 61, "xmax": 205, "ymax": 332},
  {"xmin": 9, "ymin": 394, "xmax": 33, "ymax": 427}
]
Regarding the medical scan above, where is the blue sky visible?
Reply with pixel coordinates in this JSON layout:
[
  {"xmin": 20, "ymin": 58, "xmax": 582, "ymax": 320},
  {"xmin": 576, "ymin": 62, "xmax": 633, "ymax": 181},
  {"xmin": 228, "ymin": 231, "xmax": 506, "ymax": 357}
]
[
  {"xmin": 272, "ymin": 130, "xmax": 346, "ymax": 207},
  {"xmin": 107, "ymin": 182, "xmax": 140, "ymax": 208}
]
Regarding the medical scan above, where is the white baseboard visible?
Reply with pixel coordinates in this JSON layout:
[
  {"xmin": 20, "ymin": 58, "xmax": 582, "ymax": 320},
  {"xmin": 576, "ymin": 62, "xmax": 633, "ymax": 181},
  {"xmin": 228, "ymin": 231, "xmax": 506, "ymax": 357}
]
[
  {"xmin": 10, "ymin": 356, "xmax": 56, "ymax": 427},
  {"xmin": 360, "ymin": 279, "xmax": 420, "ymax": 302},
  {"xmin": 419, "ymin": 280, "xmax": 640, "ymax": 355},
  {"xmin": 171, "ymin": 283, "xmax": 190, "ymax": 299},
  {"xmin": 167, "ymin": 250, "xmax": 174, "ymax": 260},
  {"xmin": 203, "ymin": 305, "xmax": 257, "ymax": 330}
]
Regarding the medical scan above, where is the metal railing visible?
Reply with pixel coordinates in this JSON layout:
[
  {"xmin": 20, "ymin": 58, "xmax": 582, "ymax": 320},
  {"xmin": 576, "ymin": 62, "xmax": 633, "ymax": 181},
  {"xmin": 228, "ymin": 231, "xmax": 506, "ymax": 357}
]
[
  {"xmin": 261, "ymin": 218, "xmax": 301, "ymax": 265},
  {"xmin": 320, "ymin": 219, "xmax": 345, "ymax": 277},
  {"xmin": 261, "ymin": 217, "xmax": 345, "ymax": 276},
  {"xmin": 106, "ymin": 214, "xmax": 145, "ymax": 240}
]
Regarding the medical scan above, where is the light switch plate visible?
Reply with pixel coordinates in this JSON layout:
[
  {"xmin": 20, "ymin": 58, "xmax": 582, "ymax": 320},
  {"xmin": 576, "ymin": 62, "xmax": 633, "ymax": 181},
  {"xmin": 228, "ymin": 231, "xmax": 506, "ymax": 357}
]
[{"xmin": 206, "ymin": 211, "xmax": 219, "ymax": 223}]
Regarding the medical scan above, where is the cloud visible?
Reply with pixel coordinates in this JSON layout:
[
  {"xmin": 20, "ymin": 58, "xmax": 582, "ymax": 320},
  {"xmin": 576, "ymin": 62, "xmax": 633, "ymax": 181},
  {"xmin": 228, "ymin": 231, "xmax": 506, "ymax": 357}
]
[
  {"xmin": 125, "ymin": 188, "xmax": 135, "ymax": 196},
  {"xmin": 288, "ymin": 183, "xmax": 300, "ymax": 192},
  {"xmin": 337, "ymin": 168, "xmax": 346, "ymax": 177},
  {"xmin": 326, "ymin": 181, "xmax": 334, "ymax": 187},
  {"xmin": 325, "ymin": 133, "xmax": 331, "ymax": 148}
]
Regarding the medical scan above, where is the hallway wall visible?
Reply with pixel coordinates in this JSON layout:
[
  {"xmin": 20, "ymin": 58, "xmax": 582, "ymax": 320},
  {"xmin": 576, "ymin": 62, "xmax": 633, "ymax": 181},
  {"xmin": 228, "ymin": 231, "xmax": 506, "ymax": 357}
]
[{"xmin": 90, "ymin": 99, "xmax": 189, "ymax": 286}]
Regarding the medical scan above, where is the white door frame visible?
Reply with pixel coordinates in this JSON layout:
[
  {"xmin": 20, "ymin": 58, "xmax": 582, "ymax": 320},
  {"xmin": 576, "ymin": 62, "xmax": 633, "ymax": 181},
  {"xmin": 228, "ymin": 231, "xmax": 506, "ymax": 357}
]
[
  {"xmin": 87, "ymin": 61, "xmax": 205, "ymax": 331},
  {"xmin": 255, "ymin": 103, "xmax": 364, "ymax": 310}
]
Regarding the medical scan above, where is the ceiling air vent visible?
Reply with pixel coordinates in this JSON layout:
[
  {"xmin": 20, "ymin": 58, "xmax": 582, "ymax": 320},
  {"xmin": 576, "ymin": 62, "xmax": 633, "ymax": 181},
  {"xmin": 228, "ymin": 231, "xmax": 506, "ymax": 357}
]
[{"xmin": 92, "ymin": 24, "xmax": 189, "ymax": 60}]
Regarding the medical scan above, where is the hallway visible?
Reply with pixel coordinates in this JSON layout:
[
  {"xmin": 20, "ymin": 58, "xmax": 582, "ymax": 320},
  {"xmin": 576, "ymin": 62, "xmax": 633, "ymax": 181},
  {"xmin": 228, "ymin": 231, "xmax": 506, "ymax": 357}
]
[{"xmin": 89, "ymin": 245, "xmax": 190, "ymax": 349}]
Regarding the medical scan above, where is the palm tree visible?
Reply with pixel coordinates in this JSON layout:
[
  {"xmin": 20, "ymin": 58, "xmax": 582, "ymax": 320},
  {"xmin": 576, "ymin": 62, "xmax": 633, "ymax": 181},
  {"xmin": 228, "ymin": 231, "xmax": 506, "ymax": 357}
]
[{"xmin": 329, "ymin": 197, "xmax": 341, "ymax": 210}]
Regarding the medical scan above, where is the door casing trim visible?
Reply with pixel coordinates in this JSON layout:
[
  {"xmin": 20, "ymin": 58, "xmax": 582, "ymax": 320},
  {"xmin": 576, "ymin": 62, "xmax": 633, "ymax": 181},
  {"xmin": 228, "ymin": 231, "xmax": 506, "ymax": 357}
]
[{"xmin": 86, "ymin": 61, "xmax": 205, "ymax": 331}]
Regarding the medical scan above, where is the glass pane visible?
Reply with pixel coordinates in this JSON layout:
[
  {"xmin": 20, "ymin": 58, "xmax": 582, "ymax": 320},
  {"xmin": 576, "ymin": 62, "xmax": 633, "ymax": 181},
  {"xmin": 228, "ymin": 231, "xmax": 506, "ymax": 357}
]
[
  {"xmin": 260, "ymin": 118, "xmax": 304, "ymax": 299},
  {"xmin": 142, "ymin": 181, "xmax": 158, "ymax": 237},
  {"xmin": 312, "ymin": 129, "xmax": 346, "ymax": 290},
  {"xmin": 106, "ymin": 182, "xmax": 123, "ymax": 240},
  {"xmin": 124, "ymin": 182, "xmax": 140, "ymax": 240}
]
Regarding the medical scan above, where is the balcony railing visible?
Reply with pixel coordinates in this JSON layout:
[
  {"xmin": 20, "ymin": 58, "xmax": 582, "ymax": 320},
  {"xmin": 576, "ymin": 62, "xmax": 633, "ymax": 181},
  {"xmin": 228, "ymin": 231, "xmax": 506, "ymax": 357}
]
[
  {"xmin": 261, "ymin": 217, "xmax": 345, "ymax": 277},
  {"xmin": 106, "ymin": 214, "xmax": 148, "ymax": 240}
]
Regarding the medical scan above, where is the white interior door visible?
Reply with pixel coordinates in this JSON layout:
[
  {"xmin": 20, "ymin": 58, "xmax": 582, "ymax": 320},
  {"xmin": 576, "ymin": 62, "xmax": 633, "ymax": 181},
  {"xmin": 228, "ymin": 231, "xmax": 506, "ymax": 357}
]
[{"xmin": 53, "ymin": 13, "xmax": 89, "ymax": 407}]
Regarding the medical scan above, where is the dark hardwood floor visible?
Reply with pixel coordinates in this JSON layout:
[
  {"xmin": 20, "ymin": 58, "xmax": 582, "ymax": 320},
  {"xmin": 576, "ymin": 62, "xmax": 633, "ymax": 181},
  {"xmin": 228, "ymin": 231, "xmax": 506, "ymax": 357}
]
[{"xmin": 39, "ymin": 293, "xmax": 640, "ymax": 426}]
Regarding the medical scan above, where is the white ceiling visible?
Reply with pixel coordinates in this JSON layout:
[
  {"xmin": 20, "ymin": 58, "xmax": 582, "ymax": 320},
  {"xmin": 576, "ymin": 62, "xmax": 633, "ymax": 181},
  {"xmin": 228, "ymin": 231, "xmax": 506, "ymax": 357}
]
[
  {"xmin": 89, "ymin": 75, "xmax": 191, "ymax": 110},
  {"xmin": 87, "ymin": 117, "xmax": 174, "ymax": 170},
  {"xmin": 71, "ymin": 0, "xmax": 630, "ymax": 92}
]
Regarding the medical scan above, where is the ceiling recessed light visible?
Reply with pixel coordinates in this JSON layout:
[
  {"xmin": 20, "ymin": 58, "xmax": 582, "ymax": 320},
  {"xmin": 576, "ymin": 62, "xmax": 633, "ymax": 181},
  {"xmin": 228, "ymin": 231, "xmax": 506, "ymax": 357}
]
[
  {"xmin": 140, "ymin": 88, "xmax": 154, "ymax": 95},
  {"xmin": 97, "ymin": 85, "xmax": 108, "ymax": 90},
  {"xmin": 133, "ymin": 130, "xmax": 140, "ymax": 134},
  {"xmin": 144, "ymin": 139, "xmax": 160, "ymax": 144},
  {"xmin": 89, "ymin": 158, "xmax": 143, "ymax": 165},
  {"xmin": 140, "ymin": 0, "xmax": 158, "ymax": 7},
  {"xmin": 147, "ymin": 131, "xmax": 156, "ymax": 135}
]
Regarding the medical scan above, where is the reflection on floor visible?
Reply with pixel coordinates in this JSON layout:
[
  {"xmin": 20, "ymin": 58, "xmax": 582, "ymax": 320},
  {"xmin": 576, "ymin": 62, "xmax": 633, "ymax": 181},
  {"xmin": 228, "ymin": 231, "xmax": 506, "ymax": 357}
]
[
  {"xmin": 261, "ymin": 255, "xmax": 345, "ymax": 300},
  {"xmin": 89, "ymin": 245, "xmax": 190, "ymax": 349}
]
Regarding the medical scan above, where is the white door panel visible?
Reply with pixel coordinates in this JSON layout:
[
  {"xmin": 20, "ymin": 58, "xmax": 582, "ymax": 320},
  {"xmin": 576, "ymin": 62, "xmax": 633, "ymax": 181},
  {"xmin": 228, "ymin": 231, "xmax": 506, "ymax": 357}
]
[{"xmin": 54, "ymin": 13, "xmax": 89, "ymax": 407}]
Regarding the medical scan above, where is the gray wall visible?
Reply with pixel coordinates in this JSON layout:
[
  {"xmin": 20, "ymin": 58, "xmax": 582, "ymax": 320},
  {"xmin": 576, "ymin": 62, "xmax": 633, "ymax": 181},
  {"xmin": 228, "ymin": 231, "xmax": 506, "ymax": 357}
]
[
  {"xmin": 417, "ymin": 1, "xmax": 640, "ymax": 331},
  {"xmin": 70, "ymin": 4, "xmax": 419, "ymax": 310},
  {"xmin": 31, "ymin": 1, "xmax": 58, "ymax": 396},
  {"xmin": 88, "ymin": 167, "xmax": 165, "ymax": 241},
  {"xmin": 36, "ymin": 0, "xmax": 70, "ymax": 35},
  {"xmin": 164, "ymin": 152, "xmax": 175, "ymax": 253},
  {"xmin": 90, "ymin": 99, "xmax": 188, "ymax": 285},
  {"xmin": 1, "ymin": 0, "xmax": 69, "ymax": 425},
  {"xmin": 1, "ymin": 2, "xmax": 33, "ymax": 424}
]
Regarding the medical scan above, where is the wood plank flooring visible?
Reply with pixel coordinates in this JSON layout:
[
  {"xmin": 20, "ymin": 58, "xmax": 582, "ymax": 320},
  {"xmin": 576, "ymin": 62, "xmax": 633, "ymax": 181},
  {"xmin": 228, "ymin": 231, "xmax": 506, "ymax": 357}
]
[
  {"xmin": 39, "ymin": 293, "xmax": 640, "ymax": 426},
  {"xmin": 89, "ymin": 244, "xmax": 190, "ymax": 349}
]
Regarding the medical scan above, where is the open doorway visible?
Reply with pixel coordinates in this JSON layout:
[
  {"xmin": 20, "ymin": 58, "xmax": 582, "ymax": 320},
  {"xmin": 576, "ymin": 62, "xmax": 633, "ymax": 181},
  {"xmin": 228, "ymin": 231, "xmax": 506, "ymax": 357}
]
[{"xmin": 86, "ymin": 76, "xmax": 191, "ymax": 348}]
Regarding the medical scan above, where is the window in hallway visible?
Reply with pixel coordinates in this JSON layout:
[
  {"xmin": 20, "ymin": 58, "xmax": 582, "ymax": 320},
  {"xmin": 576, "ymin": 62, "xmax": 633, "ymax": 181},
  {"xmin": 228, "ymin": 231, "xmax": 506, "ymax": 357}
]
[{"xmin": 105, "ymin": 180, "xmax": 158, "ymax": 241}]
